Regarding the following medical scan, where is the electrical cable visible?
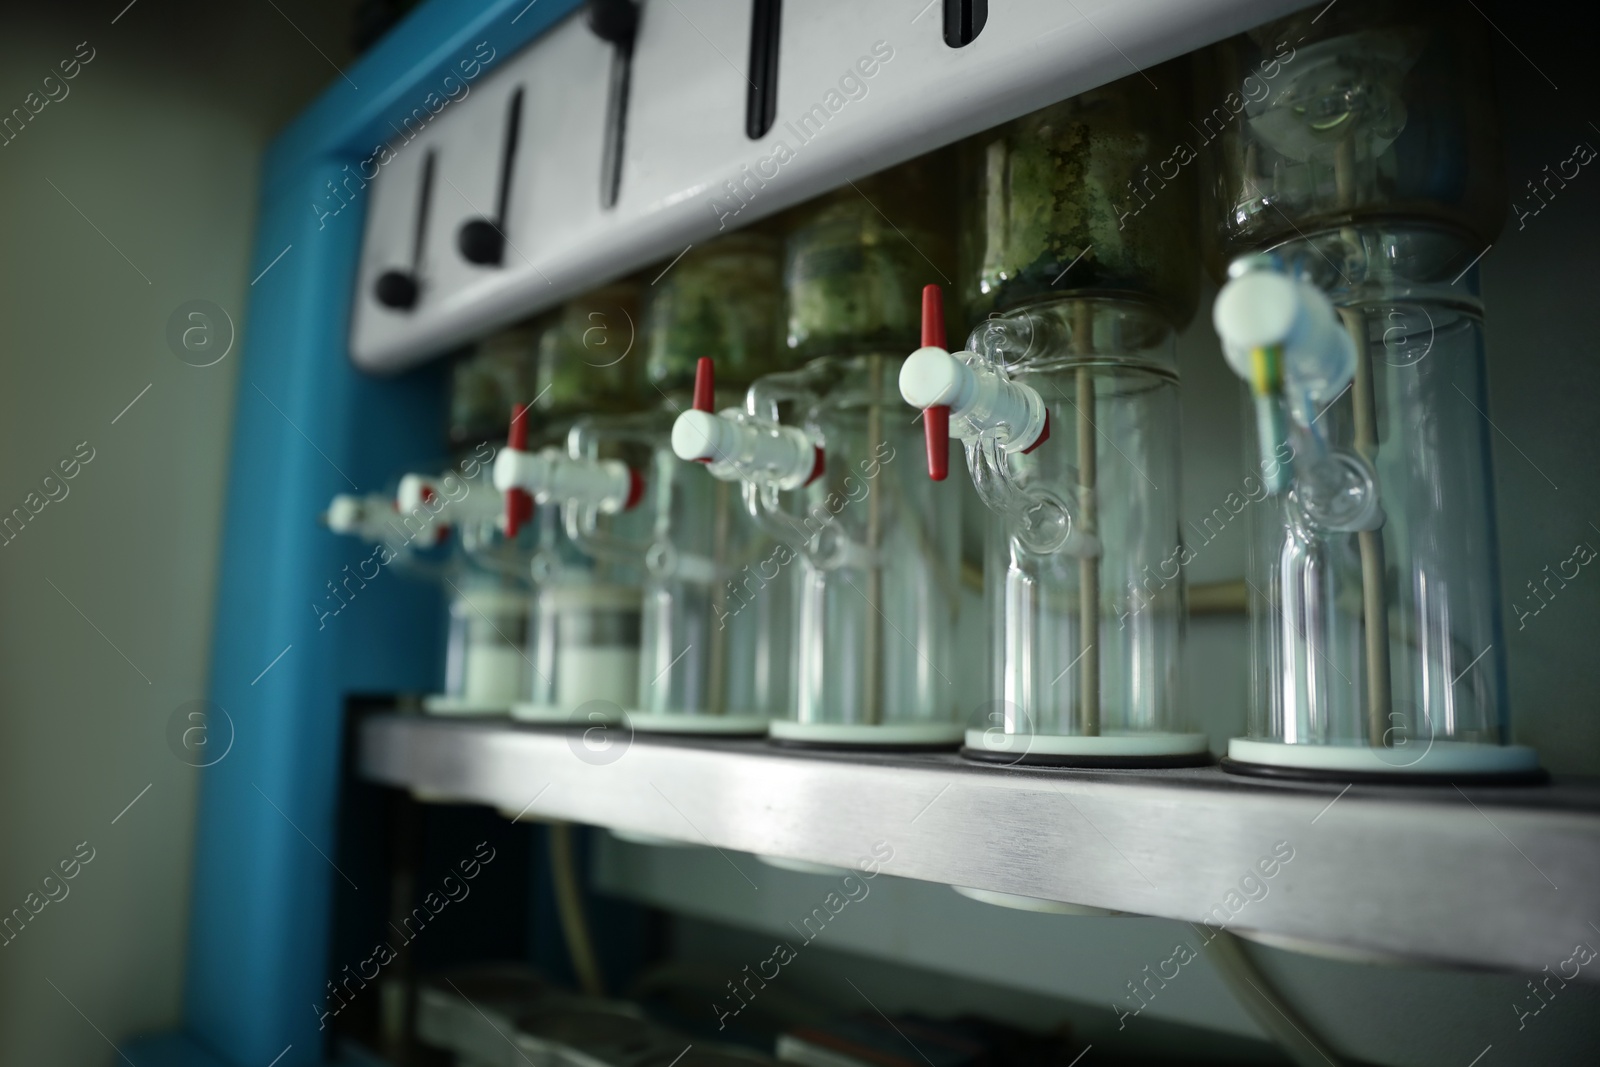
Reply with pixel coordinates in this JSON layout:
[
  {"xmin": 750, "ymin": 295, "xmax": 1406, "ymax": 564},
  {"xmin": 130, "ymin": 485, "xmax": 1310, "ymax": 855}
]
[
  {"xmin": 1202, "ymin": 928, "xmax": 1346, "ymax": 1067},
  {"xmin": 548, "ymin": 822, "xmax": 606, "ymax": 998}
]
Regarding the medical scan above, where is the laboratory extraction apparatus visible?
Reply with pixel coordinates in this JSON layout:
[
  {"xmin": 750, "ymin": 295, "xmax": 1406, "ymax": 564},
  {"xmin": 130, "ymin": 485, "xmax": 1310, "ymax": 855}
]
[{"xmin": 135, "ymin": 1, "xmax": 1600, "ymax": 1066}]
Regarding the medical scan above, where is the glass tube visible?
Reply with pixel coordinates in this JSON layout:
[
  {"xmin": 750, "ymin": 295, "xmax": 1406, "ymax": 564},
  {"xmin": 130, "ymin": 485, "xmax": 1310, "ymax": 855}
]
[
  {"xmin": 950, "ymin": 65, "xmax": 1205, "ymax": 763},
  {"xmin": 507, "ymin": 288, "xmax": 651, "ymax": 724},
  {"xmin": 631, "ymin": 449, "xmax": 794, "ymax": 731},
  {"xmin": 1206, "ymin": 1, "xmax": 1538, "ymax": 778},
  {"xmin": 645, "ymin": 233, "xmax": 784, "ymax": 391},
  {"xmin": 449, "ymin": 318, "xmax": 543, "ymax": 448},
  {"xmin": 534, "ymin": 283, "xmax": 643, "ymax": 420},
  {"xmin": 751, "ymin": 157, "xmax": 963, "ymax": 746},
  {"xmin": 438, "ymin": 568, "xmax": 530, "ymax": 713},
  {"xmin": 962, "ymin": 303, "xmax": 1201, "ymax": 762},
  {"xmin": 568, "ymin": 234, "xmax": 796, "ymax": 733},
  {"xmin": 749, "ymin": 355, "xmax": 963, "ymax": 745}
]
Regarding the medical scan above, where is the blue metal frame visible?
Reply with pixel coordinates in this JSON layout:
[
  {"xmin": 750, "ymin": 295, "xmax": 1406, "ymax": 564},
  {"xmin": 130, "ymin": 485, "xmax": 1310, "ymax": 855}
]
[{"xmin": 126, "ymin": 3, "xmax": 584, "ymax": 1064}]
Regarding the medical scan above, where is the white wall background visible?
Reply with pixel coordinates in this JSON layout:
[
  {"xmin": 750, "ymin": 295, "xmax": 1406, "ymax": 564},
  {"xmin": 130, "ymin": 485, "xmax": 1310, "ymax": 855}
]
[{"xmin": 0, "ymin": 3, "xmax": 354, "ymax": 1064}]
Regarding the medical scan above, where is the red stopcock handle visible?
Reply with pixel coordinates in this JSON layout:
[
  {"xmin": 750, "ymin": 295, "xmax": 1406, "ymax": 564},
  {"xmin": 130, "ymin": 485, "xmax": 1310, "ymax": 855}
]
[
  {"xmin": 693, "ymin": 357, "xmax": 716, "ymax": 414},
  {"xmin": 690, "ymin": 357, "xmax": 716, "ymax": 463},
  {"xmin": 504, "ymin": 403, "xmax": 535, "ymax": 537},
  {"xmin": 921, "ymin": 284, "xmax": 950, "ymax": 482}
]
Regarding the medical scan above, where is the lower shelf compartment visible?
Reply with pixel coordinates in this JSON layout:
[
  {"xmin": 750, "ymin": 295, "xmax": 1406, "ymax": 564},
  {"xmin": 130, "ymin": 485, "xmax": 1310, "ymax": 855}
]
[{"xmin": 358, "ymin": 713, "xmax": 1600, "ymax": 977}]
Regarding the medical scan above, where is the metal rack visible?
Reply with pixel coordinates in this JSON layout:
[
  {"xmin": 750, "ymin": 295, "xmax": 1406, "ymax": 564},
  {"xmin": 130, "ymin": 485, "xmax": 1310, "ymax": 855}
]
[{"xmin": 360, "ymin": 714, "xmax": 1600, "ymax": 978}]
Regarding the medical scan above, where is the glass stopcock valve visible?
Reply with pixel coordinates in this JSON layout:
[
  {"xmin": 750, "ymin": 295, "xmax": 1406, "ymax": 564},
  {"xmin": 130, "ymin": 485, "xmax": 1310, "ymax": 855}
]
[
  {"xmin": 493, "ymin": 402, "xmax": 646, "ymax": 534},
  {"xmin": 899, "ymin": 285, "xmax": 1050, "ymax": 480},
  {"xmin": 670, "ymin": 358, "xmax": 824, "ymax": 490}
]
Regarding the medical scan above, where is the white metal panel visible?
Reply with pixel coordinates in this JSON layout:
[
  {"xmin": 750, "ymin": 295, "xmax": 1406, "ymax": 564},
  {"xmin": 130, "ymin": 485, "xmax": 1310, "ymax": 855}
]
[
  {"xmin": 351, "ymin": 0, "xmax": 1309, "ymax": 372},
  {"xmin": 349, "ymin": 117, "xmax": 449, "ymax": 332},
  {"xmin": 621, "ymin": 0, "xmax": 755, "ymax": 216},
  {"xmin": 421, "ymin": 67, "xmax": 526, "ymax": 320},
  {"xmin": 511, "ymin": 12, "xmax": 616, "ymax": 265}
]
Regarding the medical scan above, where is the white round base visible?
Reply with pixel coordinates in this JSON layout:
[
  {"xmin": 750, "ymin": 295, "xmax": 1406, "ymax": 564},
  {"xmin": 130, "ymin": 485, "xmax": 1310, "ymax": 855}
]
[
  {"xmin": 951, "ymin": 885, "xmax": 1122, "ymax": 916},
  {"xmin": 510, "ymin": 702, "xmax": 621, "ymax": 725},
  {"xmin": 626, "ymin": 713, "xmax": 770, "ymax": 736},
  {"xmin": 424, "ymin": 694, "xmax": 511, "ymax": 717},
  {"xmin": 769, "ymin": 720, "xmax": 964, "ymax": 747},
  {"xmin": 608, "ymin": 828, "xmax": 693, "ymax": 848},
  {"xmin": 1232, "ymin": 928, "xmax": 1419, "ymax": 967},
  {"xmin": 965, "ymin": 729, "xmax": 1209, "ymax": 757},
  {"xmin": 1227, "ymin": 738, "xmax": 1541, "ymax": 776},
  {"xmin": 757, "ymin": 855, "xmax": 850, "ymax": 877}
]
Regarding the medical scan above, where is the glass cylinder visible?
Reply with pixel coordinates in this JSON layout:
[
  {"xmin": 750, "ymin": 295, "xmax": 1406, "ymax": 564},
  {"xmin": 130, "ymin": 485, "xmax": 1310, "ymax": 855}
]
[
  {"xmin": 449, "ymin": 318, "xmax": 544, "ymax": 448},
  {"xmin": 1226, "ymin": 229, "xmax": 1536, "ymax": 778},
  {"xmin": 959, "ymin": 302, "xmax": 1204, "ymax": 763},
  {"xmin": 645, "ymin": 233, "xmax": 784, "ymax": 392},
  {"xmin": 1203, "ymin": 2, "xmax": 1536, "ymax": 779},
  {"xmin": 576, "ymin": 232, "xmax": 797, "ymax": 733},
  {"xmin": 944, "ymin": 70, "xmax": 1204, "ymax": 764},
  {"xmin": 783, "ymin": 157, "xmax": 955, "ymax": 361},
  {"xmin": 431, "ymin": 569, "xmax": 530, "ymax": 714},
  {"xmin": 534, "ymin": 283, "xmax": 643, "ymax": 420},
  {"xmin": 1203, "ymin": 0, "xmax": 1503, "ymax": 271},
  {"xmin": 512, "ymin": 439, "xmax": 649, "ymax": 724},
  {"xmin": 750, "ymin": 355, "xmax": 963, "ymax": 746},
  {"xmin": 634, "ymin": 447, "xmax": 795, "ymax": 732},
  {"xmin": 526, "ymin": 581, "xmax": 642, "ymax": 715},
  {"xmin": 960, "ymin": 63, "xmax": 1198, "ymax": 326}
]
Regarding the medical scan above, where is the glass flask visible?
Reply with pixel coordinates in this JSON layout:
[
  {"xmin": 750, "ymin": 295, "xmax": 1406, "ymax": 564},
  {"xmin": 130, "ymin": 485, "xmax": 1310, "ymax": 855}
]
[
  {"xmin": 747, "ymin": 354, "xmax": 962, "ymax": 745},
  {"xmin": 674, "ymin": 354, "xmax": 962, "ymax": 747},
  {"xmin": 1203, "ymin": 1, "xmax": 1540, "ymax": 780},
  {"xmin": 673, "ymin": 162, "xmax": 963, "ymax": 747},
  {"xmin": 900, "ymin": 68, "xmax": 1205, "ymax": 765},
  {"xmin": 960, "ymin": 65, "xmax": 1198, "ymax": 327},
  {"xmin": 645, "ymin": 234, "xmax": 784, "ymax": 391},
  {"xmin": 1202, "ymin": 0, "xmax": 1503, "ymax": 275},
  {"xmin": 464, "ymin": 291, "xmax": 651, "ymax": 726},
  {"xmin": 906, "ymin": 296, "xmax": 1205, "ymax": 764},
  {"xmin": 534, "ymin": 283, "xmax": 643, "ymax": 420},
  {"xmin": 496, "ymin": 404, "xmax": 649, "ymax": 727},
  {"xmin": 449, "ymin": 317, "xmax": 544, "ymax": 448},
  {"xmin": 783, "ymin": 156, "xmax": 955, "ymax": 361},
  {"xmin": 568, "ymin": 235, "xmax": 795, "ymax": 734},
  {"xmin": 408, "ymin": 450, "xmax": 534, "ymax": 716},
  {"xmin": 439, "ymin": 567, "xmax": 531, "ymax": 713}
]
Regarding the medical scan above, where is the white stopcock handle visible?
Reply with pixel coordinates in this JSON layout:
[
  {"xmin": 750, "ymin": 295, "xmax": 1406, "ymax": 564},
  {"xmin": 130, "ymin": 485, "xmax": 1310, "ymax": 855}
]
[
  {"xmin": 493, "ymin": 445, "xmax": 643, "ymax": 514},
  {"xmin": 397, "ymin": 472, "xmax": 502, "ymax": 527},
  {"xmin": 899, "ymin": 285, "xmax": 1050, "ymax": 481},
  {"xmin": 327, "ymin": 493, "xmax": 416, "ymax": 544},
  {"xmin": 670, "ymin": 357, "xmax": 823, "ymax": 491},
  {"xmin": 1214, "ymin": 262, "xmax": 1356, "ymax": 417},
  {"xmin": 1213, "ymin": 258, "xmax": 1357, "ymax": 493},
  {"xmin": 899, "ymin": 347, "xmax": 1049, "ymax": 449}
]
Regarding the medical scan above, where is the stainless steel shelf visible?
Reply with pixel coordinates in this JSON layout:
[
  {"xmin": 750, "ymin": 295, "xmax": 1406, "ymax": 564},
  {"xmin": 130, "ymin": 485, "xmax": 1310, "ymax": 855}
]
[{"xmin": 359, "ymin": 714, "xmax": 1600, "ymax": 976}]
